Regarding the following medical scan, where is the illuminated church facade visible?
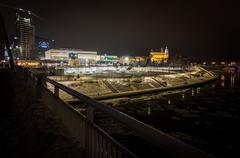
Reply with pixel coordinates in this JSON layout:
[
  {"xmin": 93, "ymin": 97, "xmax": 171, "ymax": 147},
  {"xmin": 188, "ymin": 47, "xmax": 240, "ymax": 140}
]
[{"xmin": 150, "ymin": 47, "xmax": 169, "ymax": 63}]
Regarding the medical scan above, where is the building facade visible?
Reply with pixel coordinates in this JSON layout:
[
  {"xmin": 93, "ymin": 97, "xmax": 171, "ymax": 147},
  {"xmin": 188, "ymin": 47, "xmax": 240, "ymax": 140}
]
[
  {"xmin": 119, "ymin": 56, "xmax": 148, "ymax": 66},
  {"xmin": 16, "ymin": 11, "xmax": 35, "ymax": 59},
  {"xmin": 45, "ymin": 48, "xmax": 98, "ymax": 65},
  {"xmin": 96, "ymin": 54, "xmax": 119, "ymax": 65},
  {"xmin": 150, "ymin": 47, "xmax": 169, "ymax": 63}
]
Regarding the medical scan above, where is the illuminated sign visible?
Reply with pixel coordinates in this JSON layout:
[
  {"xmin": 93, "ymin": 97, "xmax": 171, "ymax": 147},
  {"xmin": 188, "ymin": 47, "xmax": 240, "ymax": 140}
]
[
  {"xmin": 69, "ymin": 53, "xmax": 78, "ymax": 59},
  {"xmin": 38, "ymin": 41, "xmax": 49, "ymax": 49},
  {"xmin": 104, "ymin": 55, "xmax": 118, "ymax": 61}
]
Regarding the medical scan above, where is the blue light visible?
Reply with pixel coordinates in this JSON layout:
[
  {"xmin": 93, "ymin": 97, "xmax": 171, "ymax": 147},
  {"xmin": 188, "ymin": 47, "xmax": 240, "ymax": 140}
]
[{"xmin": 38, "ymin": 41, "xmax": 49, "ymax": 49}]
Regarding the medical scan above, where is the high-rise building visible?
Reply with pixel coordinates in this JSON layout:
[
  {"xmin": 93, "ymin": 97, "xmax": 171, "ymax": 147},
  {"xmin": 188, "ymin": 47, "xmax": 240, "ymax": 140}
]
[{"xmin": 16, "ymin": 10, "xmax": 35, "ymax": 59}]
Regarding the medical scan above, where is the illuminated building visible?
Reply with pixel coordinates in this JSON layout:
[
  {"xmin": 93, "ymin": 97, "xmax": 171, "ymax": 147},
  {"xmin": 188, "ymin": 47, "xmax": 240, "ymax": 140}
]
[
  {"xmin": 16, "ymin": 10, "xmax": 35, "ymax": 59},
  {"xmin": 96, "ymin": 54, "xmax": 119, "ymax": 65},
  {"xmin": 131, "ymin": 56, "xmax": 148, "ymax": 64},
  {"xmin": 150, "ymin": 47, "xmax": 169, "ymax": 63},
  {"xmin": 45, "ymin": 48, "xmax": 97, "ymax": 65},
  {"xmin": 15, "ymin": 59, "xmax": 40, "ymax": 68},
  {"xmin": 119, "ymin": 56, "xmax": 131, "ymax": 65},
  {"xmin": 119, "ymin": 56, "xmax": 148, "ymax": 65},
  {"xmin": 34, "ymin": 36, "xmax": 55, "ymax": 59}
]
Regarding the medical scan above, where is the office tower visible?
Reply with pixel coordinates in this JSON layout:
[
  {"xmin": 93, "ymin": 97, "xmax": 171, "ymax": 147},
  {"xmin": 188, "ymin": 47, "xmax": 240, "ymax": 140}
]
[{"xmin": 16, "ymin": 10, "xmax": 35, "ymax": 59}]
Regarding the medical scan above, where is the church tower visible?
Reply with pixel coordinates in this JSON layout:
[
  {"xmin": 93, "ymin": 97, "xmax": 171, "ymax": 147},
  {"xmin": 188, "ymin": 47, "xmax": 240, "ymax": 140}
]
[{"xmin": 164, "ymin": 46, "xmax": 168, "ymax": 54}]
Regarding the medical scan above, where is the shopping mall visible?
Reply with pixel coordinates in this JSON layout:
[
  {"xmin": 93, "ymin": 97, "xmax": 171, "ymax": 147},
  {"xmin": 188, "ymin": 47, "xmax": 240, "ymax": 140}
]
[{"xmin": 45, "ymin": 48, "xmax": 98, "ymax": 65}]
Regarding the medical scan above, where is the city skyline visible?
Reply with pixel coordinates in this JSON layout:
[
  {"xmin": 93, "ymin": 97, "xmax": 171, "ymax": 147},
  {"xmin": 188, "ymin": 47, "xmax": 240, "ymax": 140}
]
[
  {"xmin": 1, "ymin": 1, "xmax": 240, "ymax": 157},
  {"xmin": 0, "ymin": 0, "xmax": 239, "ymax": 60}
]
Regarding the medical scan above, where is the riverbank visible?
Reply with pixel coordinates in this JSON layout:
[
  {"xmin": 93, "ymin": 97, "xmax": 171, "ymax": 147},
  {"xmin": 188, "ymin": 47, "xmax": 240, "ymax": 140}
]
[
  {"xmin": 65, "ymin": 67, "xmax": 219, "ymax": 103},
  {"xmin": 95, "ymin": 68, "xmax": 240, "ymax": 158},
  {"xmin": 93, "ymin": 72, "xmax": 219, "ymax": 100}
]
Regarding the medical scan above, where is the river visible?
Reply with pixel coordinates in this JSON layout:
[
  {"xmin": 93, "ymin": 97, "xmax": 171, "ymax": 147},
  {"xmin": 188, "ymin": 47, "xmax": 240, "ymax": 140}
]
[{"xmin": 95, "ymin": 67, "xmax": 240, "ymax": 158}]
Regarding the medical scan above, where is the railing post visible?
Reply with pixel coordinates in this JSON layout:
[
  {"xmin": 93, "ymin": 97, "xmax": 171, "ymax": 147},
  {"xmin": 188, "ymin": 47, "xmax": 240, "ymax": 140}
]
[
  {"xmin": 23, "ymin": 67, "xmax": 27, "ymax": 80},
  {"xmin": 36, "ymin": 74, "xmax": 42, "ymax": 99},
  {"xmin": 35, "ymin": 73, "xmax": 46, "ymax": 99},
  {"xmin": 87, "ymin": 105, "xmax": 94, "ymax": 122},
  {"xmin": 54, "ymin": 85, "xmax": 59, "ymax": 97},
  {"xmin": 86, "ymin": 105, "xmax": 95, "ymax": 158}
]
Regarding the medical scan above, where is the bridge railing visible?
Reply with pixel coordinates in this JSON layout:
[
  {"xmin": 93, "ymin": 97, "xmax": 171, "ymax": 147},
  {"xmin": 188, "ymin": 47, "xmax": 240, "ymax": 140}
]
[{"xmin": 21, "ymin": 67, "xmax": 213, "ymax": 158}]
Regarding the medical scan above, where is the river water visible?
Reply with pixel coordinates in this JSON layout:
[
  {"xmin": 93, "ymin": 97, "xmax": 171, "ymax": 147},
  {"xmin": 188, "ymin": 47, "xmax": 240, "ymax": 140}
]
[{"xmin": 95, "ymin": 67, "xmax": 240, "ymax": 158}]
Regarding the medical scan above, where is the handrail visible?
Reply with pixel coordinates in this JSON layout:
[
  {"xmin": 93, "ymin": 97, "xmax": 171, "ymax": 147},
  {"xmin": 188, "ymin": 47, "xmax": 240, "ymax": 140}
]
[
  {"xmin": 27, "ymin": 68, "xmax": 213, "ymax": 158},
  {"xmin": 28, "ymin": 69, "xmax": 137, "ymax": 158},
  {"xmin": 44, "ymin": 77, "xmax": 211, "ymax": 158}
]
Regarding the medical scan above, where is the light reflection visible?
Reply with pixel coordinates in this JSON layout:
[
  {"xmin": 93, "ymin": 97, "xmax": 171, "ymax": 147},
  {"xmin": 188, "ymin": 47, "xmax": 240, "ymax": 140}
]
[
  {"xmin": 168, "ymin": 98, "xmax": 171, "ymax": 105},
  {"xmin": 182, "ymin": 93, "xmax": 185, "ymax": 100},
  {"xmin": 147, "ymin": 106, "xmax": 151, "ymax": 115},
  {"xmin": 191, "ymin": 89, "xmax": 195, "ymax": 96},
  {"xmin": 230, "ymin": 73, "xmax": 236, "ymax": 88},
  {"xmin": 196, "ymin": 87, "xmax": 201, "ymax": 94},
  {"xmin": 221, "ymin": 75, "xmax": 225, "ymax": 80},
  {"xmin": 221, "ymin": 75, "xmax": 225, "ymax": 87},
  {"xmin": 221, "ymin": 81, "xmax": 225, "ymax": 87}
]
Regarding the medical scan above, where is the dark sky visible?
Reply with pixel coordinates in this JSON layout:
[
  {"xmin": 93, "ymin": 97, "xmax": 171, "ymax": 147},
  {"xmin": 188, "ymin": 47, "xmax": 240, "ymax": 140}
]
[{"xmin": 1, "ymin": 0, "xmax": 239, "ymax": 60}]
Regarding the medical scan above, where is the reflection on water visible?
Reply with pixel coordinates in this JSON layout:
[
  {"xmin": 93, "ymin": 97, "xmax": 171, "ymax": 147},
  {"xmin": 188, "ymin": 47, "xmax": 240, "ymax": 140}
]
[
  {"xmin": 167, "ymin": 98, "xmax": 171, "ymax": 104},
  {"xmin": 113, "ymin": 69, "xmax": 240, "ymax": 158},
  {"xmin": 196, "ymin": 87, "xmax": 200, "ymax": 94},
  {"xmin": 221, "ymin": 75, "xmax": 225, "ymax": 80},
  {"xmin": 230, "ymin": 73, "xmax": 236, "ymax": 88},
  {"xmin": 191, "ymin": 89, "xmax": 195, "ymax": 96},
  {"xmin": 182, "ymin": 93, "xmax": 185, "ymax": 100},
  {"xmin": 219, "ymin": 71, "xmax": 238, "ymax": 88},
  {"xmin": 147, "ymin": 106, "xmax": 151, "ymax": 115},
  {"xmin": 221, "ymin": 80, "xmax": 225, "ymax": 87}
]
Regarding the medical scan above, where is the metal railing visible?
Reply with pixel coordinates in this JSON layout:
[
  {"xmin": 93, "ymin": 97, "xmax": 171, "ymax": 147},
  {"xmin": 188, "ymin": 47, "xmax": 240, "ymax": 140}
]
[{"xmin": 20, "ymin": 67, "xmax": 213, "ymax": 158}]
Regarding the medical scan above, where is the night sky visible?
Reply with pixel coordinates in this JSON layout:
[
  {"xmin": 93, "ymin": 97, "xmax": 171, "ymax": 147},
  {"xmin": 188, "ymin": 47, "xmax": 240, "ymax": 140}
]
[{"xmin": 1, "ymin": 0, "xmax": 239, "ymax": 60}]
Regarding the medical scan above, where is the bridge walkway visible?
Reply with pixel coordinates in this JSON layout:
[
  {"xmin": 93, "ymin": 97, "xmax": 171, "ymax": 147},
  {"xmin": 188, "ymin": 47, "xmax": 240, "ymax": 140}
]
[{"xmin": 0, "ymin": 68, "xmax": 85, "ymax": 158}]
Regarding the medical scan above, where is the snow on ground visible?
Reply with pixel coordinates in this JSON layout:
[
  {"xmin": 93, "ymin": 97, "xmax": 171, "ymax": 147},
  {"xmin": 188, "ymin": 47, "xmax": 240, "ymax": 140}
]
[{"xmin": 47, "ymin": 66, "xmax": 214, "ymax": 100}]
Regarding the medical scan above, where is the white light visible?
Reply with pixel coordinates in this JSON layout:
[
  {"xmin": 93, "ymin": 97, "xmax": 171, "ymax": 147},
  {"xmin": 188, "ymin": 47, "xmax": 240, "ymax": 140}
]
[{"xmin": 168, "ymin": 99, "xmax": 171, "ymax": 105}]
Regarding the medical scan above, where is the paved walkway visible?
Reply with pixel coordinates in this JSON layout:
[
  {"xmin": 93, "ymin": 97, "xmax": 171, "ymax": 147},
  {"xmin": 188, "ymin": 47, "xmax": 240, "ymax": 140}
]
[{"xmin": 0, "ymin": 69, "xmax": 85, "ymax": 158}]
